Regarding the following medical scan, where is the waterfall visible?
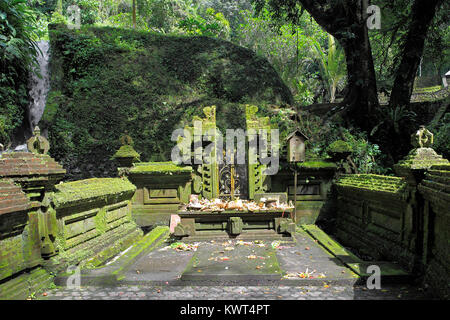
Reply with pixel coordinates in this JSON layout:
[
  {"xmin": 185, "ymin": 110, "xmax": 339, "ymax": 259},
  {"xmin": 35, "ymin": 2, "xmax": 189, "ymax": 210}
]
[
  {"xmin": 2, "ymin": 40, "xmax": 50, "ymax": 155},
  {"xmin": 28, "ymin": 40, "xmax": 50, "ymax": 134}
]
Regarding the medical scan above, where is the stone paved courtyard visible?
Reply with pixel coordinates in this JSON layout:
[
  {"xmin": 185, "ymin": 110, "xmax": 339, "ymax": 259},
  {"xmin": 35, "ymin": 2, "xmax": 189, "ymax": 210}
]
[
  {"xmin": 41, "ymin": 284, "xmax": 434, "ymax": 300},
  {"xmin": 37, "ymin": 230, "xmax": 437, "ymax": 301}
]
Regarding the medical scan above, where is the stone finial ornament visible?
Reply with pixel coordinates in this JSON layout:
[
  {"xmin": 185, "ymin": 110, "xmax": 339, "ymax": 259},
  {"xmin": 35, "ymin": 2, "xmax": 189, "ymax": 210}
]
[
  {"xmin": 411, "ymin": 125, "xmax": 434, "ymax": 148},
  {"xmin": 203, "ymin": 106, "xmax": 216, "ymax": 121},
  {"xmin": 27, "ymin": 126, "xmax": 50, "ymax": 154},
  {"xmin": 113, "ymin": 131, "xmax": 140, "ymax": 168},
  {"xmin": 119, "ymin": 130, "xmax": 134, "ymax": 146}
]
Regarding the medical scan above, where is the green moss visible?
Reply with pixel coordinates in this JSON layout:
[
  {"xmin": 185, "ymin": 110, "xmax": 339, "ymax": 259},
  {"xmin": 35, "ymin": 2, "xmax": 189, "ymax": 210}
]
[
  {"xmin": 52, "ymin": 178, "xmax": 136, "ymax": 208},
  {"xmin": 296, "ymin": 160, "xmax": 337, "ymax": 170},
  {"xmin": 46, "ymin": 24, "xmax": 292, "ymax": 179},
  {"xmin": 130, "ymin": 161, "xmax": 192, "ymax": 174},
  {"xmin": 327, "ymin": 140, "xmax": 353, "ymax": 153},
  {"xmin": 336, "ymin": 174, "xmax": 408, "ymax": 194},
  {"xmin": 40, "ymin": 91, "xmax": 62, "ymax": 124},
  {"xmin": 112, "ymin": 145, "xmax": 140, "ymax": 160},
  {"xmin": 394, "ymin": 147, "xmax": 449, "ymax": 171},
  {"xmin": 94, "ymin": 208, "xmax": 108, "ymax": 235},
  {"xmin": 413, "ymin": 86, "xmax": 443, "ymax": 94}
]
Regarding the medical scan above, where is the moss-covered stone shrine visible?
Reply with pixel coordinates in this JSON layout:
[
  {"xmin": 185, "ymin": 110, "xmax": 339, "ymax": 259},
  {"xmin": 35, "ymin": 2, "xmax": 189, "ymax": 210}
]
[{"xmin": 0, "ymin": 110, "xmax": 449, "ymax": 299}]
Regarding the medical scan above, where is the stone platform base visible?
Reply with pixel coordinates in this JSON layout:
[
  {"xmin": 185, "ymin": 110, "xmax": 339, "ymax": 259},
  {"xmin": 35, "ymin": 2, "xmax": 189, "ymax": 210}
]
[
  {"xmin": 174, "ymin": 211, "xmax": 295, "ymax": 241},
  {"xmin": 0, "ymin": 267, "xmax": 53, "ymax": 300}
]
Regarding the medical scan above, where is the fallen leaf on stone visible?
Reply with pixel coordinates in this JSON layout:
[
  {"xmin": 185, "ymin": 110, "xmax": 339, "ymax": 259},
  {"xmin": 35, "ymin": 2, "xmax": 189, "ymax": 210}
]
[
  {"xmin": 136, "ymin": 270, "xmax": 140, "ymax": 274},
  {"xmin": 236, "ymin": 240, "xmax": 252, "ymax": 246},
  {"xmin": 271, "ymin": 241, "xmax": 281, "ymax": 249},
  {"xmin": 224, "ymin": 247, "xmax": 234, "ymax": 251},
  {"xmin": 256, "ymin": 266, "xmax": 262, "ymax": 269},
  {"xmin": 305, "ymin": 247, "xmax": 310, "ymax": 250}
]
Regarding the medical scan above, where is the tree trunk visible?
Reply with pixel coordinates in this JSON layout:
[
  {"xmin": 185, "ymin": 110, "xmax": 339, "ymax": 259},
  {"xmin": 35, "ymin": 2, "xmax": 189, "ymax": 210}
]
[
  {"xmin": 132, "ymin": 0, "xmax": 137, "ymax": 29},
  {"xmin": 389, "ymin": 0, "xmax": 443, "ymax": 108},
  {"xmin": 299, "ymin": 0, "xmax": 380, "ymax": 131},
  {"xmin": 337, "ymin": 24, "xmax": 379, "ymax": 130}
]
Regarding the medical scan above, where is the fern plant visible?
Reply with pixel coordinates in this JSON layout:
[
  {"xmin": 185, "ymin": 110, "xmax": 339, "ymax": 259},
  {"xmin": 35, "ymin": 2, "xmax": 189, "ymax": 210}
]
[{"xmin": 307, "ymin": 34, "xmax": 347, "ymax": 103}]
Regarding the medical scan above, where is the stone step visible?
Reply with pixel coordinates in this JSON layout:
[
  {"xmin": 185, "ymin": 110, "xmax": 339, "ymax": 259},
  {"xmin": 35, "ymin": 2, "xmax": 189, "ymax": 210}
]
[{"xmin": 301, "ymin": 224, "xmax": 412, "ymax": 283}]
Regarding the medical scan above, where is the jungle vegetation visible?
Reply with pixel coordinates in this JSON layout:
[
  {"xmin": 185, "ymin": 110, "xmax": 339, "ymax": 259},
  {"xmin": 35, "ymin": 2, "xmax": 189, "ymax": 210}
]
[{"xmin": 0, "ymin": 0, "xmax": 449, "ymax": 178}]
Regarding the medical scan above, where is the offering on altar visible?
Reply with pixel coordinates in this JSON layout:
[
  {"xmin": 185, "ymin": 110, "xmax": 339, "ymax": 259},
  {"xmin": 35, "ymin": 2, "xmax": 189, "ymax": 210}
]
[{"xmin": 182, "ymin": 197, "xmax": 294, "ymax": 212}]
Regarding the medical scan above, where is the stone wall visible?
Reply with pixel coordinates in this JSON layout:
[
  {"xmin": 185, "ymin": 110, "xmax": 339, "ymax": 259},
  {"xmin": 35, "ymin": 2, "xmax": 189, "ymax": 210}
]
[
  {"xmin": 43, "ymin": 178, "xmax": 143, "ymax": 273},
  {"xmin": 0, "ymin": 150, "xmax": 142, "ymax": 299},
  {"xmin": 333, "ymin": 148, "xmax": 450, "ymax": 298},
  {"xmin": 334, "ymin": 174, "xmax": 417, "ymax": 271},
  {"xmin": 271, "ymin": 161, "xmax": 336, "ymax": 225},
  {"xmin": 418, "ymin": 164, "xmax": 450, "ymax": 298},
  {"xmin": 0, "ymin": 151, "xmax": 65, "ymax": 299},
  {"xmin": 0, "ymin": 179, "xmax": 41, "ymax": 282},
  {"xmin": 127, "ymin": 162, "xmax": 192, "ymax": 227}
]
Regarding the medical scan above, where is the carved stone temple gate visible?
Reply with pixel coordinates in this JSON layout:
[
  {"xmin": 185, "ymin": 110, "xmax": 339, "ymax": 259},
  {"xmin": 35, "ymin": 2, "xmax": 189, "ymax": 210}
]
[
  {"xmin": 124, "ymin": 105, "xmax": 295, "ymax": 240},
  {"xmin": 189, "ymin": 105, "xmax": 273, "ymax": 202}
]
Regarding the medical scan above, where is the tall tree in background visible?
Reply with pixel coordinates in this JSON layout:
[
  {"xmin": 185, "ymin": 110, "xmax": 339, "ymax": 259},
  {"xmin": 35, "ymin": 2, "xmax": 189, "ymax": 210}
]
[
  {"xmin": 389, "ymin": 0, "xmax": 444, "ymax": 109},
  {"xmin": 132, "ymin": 0, "xmax": 136, "ymax": 29},
  {"xmin": 253, "ymin": 0, "xmax": 380, "ymax": 130},
  {"xmin": 253, "ymin": 0, "xmax": 445, "ymax": 130}
]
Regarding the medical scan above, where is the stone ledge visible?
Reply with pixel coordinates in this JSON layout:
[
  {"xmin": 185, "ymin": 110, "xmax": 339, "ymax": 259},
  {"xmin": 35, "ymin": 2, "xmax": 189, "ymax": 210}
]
[
  {"xmin": 52, "ymin": 178, "xmax": 136, "ymax": 209},
  {"xmin": 129, "ymin": 162, "xmax": 192, "ymax": 175},
  {"xmin": 0, "ymin": 179, "xmax": 30, "ymax": 216}
]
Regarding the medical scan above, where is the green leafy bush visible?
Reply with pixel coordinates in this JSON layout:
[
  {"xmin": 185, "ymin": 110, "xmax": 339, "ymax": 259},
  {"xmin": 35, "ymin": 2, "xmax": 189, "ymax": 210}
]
[
  {"xmin": 326, "ymin": 140, "xmax": 353, "ymax": 160},
  {"xmin": 433, "ymin": 113, "xmax": 450, "ymax": 159},
  {"xmin": 179, "ymin": 8, "xmax": 230, "ymax": 39}
]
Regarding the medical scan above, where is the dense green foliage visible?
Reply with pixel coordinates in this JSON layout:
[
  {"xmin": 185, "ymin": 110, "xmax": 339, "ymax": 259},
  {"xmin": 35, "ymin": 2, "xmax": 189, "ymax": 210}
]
[
  {"xmin": 45, "ymin": 24, "xmax": 292, "ymax": 179},
  {"xmin": 1, "ymin": 0, "xmax": 447, "ymax": 179},
  {"xmin": 370, "ymin": 0, "xmax": 450, "ymax": 91},
  {"xmin": 235, "ymin": 8, "xmax": 334, "ymax": 105},
  {"xmin": 430, "ymin": 113, "xmax": 450, "ymax": 159},
  {"xmin": 0, "ymin": 0, "xmax": 40, "ymax": 147}
]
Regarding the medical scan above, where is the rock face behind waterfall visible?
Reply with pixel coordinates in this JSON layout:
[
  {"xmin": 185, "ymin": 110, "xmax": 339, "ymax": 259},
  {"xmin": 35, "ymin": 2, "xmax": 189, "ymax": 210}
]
[
  {"xmin": 44, "ymin": 25, "xmax": 293, "ymax": 180},
  {"xmin": 28, "ymin": 40, "xmax": 50, "ymax": 135}
]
